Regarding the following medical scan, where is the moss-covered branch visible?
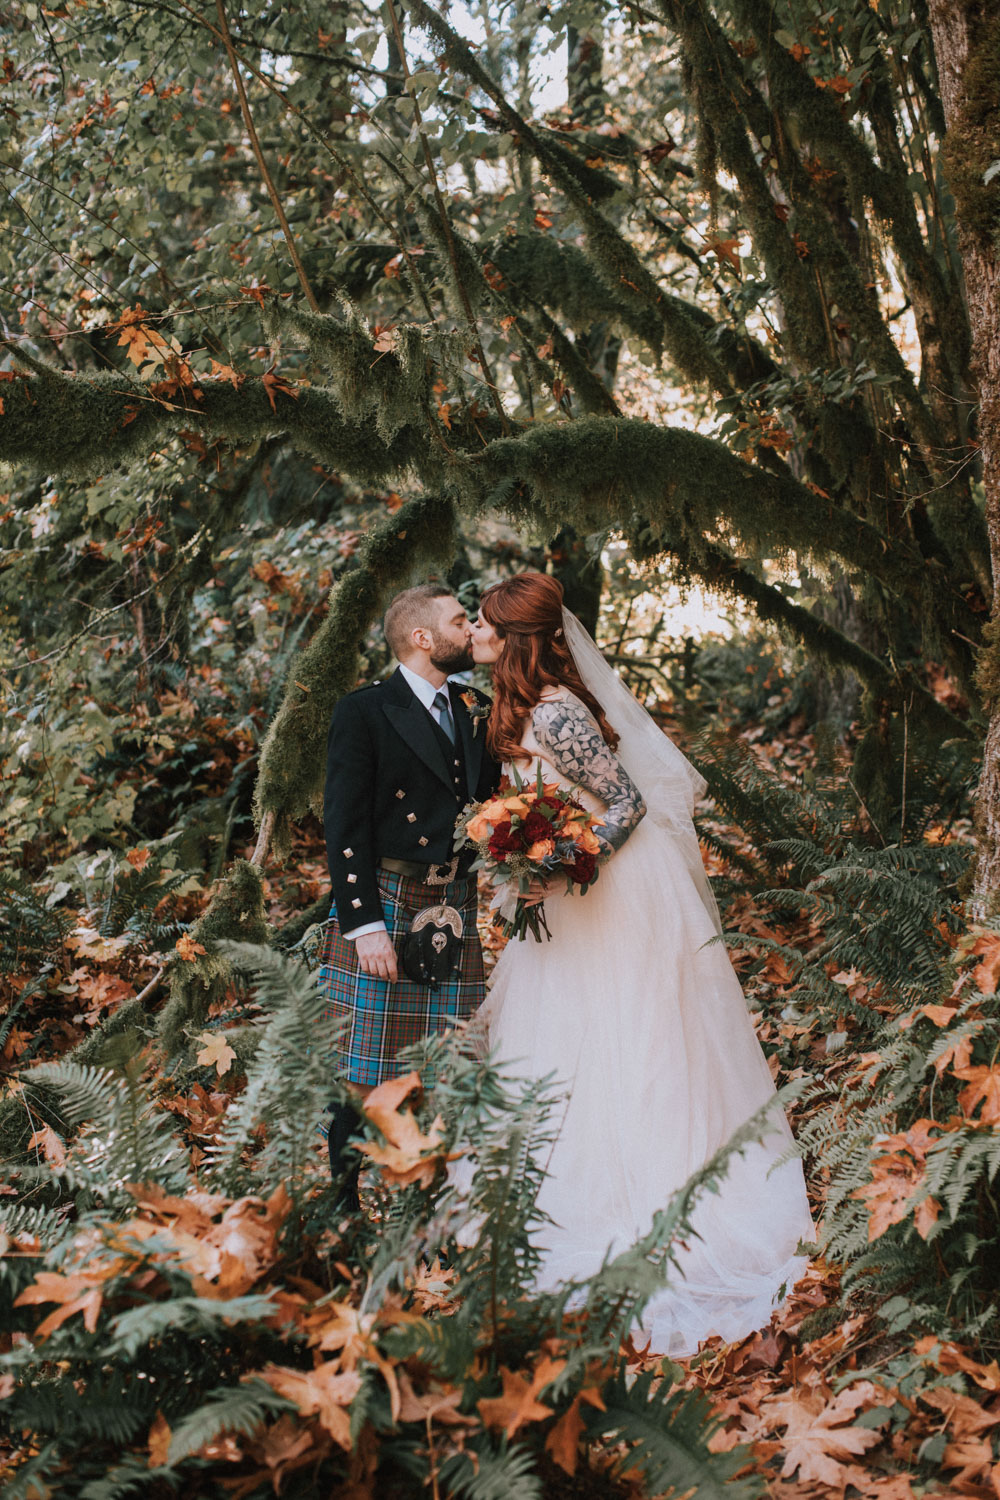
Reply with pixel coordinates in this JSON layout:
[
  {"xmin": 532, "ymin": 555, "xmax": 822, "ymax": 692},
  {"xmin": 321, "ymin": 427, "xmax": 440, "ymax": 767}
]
[
  {"xmin": 252, "ymin": 491, "xmax": 459, "ymax": 841},
  {"xmin": 657, "ymin": 530, "xmax": 972, "ymax": 739}
]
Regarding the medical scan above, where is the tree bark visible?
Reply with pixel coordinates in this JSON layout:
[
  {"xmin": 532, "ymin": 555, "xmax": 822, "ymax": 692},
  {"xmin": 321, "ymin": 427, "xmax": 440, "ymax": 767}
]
[{"xmin": 926, "ymin": 0, "xmax": 1000, "ymax": 905}]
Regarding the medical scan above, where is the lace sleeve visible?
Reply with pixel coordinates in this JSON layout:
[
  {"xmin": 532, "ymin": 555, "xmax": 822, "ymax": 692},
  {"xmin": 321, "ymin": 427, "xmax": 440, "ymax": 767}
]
[{"xmin": 532, "ymin": 697, "xmax": 646, "ymax": 857}]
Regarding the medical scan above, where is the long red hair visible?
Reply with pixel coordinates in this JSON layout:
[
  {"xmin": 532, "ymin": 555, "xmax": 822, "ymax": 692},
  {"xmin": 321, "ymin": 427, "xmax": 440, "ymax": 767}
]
[{"xmin": 481, "ymin": 573, "xmax": 619, "ymax": 765}]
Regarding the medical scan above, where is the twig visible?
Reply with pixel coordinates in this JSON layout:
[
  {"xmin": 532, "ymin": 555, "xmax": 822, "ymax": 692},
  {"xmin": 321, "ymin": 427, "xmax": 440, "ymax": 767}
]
[
  {"xmin": 251, "ymin": 809, "xmax": 276, "ymax": 868},
  {"xmin": 214, "ymin": 0, "xmax": 320, "ymax": 312},
  {"xmin": 136, "ymin": 966, "xmax": 166, "ymax": 1007}
]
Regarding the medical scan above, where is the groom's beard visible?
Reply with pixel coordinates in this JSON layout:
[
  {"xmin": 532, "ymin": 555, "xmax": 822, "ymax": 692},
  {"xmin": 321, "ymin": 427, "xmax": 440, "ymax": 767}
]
[{"xmin": 430, "ymin": 635, "xmax": 475, "ymax": 675}]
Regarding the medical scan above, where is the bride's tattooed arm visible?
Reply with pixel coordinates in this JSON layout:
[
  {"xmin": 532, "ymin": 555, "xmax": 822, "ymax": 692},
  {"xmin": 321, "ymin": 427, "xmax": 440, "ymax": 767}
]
[{"xmin": 532, "ymin": 698, "xmax": 646, "ymax": 856}]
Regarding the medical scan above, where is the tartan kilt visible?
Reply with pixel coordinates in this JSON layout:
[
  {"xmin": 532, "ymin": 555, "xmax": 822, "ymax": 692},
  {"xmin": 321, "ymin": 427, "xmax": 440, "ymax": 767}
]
[{"xmin": 317, "ymin": 867, "xmax": 486, "ymax": 1089}]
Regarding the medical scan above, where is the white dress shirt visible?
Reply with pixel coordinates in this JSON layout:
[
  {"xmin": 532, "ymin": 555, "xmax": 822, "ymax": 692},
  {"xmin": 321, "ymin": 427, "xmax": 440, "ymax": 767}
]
[{"xmin": 341, "ymin": 664, "xmax": 456, "ymax": 942}]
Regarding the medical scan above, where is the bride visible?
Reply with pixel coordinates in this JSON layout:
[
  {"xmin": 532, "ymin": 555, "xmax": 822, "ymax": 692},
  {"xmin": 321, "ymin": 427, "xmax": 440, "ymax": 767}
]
[{"xmin": 466, "ymin": 571, "xmax": 813, "ymax": 1357}]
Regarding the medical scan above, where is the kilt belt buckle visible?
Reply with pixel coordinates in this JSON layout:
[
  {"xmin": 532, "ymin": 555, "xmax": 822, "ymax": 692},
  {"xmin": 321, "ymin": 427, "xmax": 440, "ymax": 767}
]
[{"xmin": 380, "ymin": 855, "xmax": 461, "ymax": 885}]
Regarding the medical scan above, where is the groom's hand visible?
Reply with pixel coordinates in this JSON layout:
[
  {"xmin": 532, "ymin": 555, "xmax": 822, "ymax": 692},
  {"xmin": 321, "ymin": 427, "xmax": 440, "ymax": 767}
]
[{"xmin": 355, "ymin": 931, "xmax": 398, "ymax": 982}]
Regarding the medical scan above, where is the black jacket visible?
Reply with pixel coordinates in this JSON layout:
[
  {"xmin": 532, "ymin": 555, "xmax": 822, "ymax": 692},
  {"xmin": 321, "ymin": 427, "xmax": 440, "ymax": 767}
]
[{"xmin": 323, "ymin": 668, "xmax": 500, "ymax": 928}]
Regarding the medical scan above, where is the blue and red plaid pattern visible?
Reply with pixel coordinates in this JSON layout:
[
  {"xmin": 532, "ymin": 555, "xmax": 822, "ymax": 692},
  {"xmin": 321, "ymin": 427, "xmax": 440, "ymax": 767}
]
[{"xmin": 317, "ymin": 867, "xmax": 486, "ymax": 1089}]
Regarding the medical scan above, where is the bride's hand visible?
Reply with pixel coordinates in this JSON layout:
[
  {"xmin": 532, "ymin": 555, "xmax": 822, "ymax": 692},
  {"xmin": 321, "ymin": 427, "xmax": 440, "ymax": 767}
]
[{"xmin": 522, "ymin": 876, "xmax": 553, "ymax": 907}]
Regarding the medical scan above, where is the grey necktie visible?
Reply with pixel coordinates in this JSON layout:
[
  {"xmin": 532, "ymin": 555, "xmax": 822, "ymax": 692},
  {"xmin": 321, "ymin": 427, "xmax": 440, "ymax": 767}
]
[{"xmin": 433, "ymin": 689, "xmax": 456, "ymax": 745}]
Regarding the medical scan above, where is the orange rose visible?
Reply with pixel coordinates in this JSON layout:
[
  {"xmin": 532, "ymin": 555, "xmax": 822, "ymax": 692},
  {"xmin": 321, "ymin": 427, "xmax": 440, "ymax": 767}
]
[
  {"xmin": 577, "ymin": 826, "xmax": 603, "ymax": 855},
  {"xmin": 526, "ymin": 837, "xmax": 556, "ymax": 861},
  {"xmin": 502, "ymin": 795, "xmax": 531, "ymax": 816},
  {"xmin": 465, "ymin": 811, "xmax": 494, "ymax": 842}
]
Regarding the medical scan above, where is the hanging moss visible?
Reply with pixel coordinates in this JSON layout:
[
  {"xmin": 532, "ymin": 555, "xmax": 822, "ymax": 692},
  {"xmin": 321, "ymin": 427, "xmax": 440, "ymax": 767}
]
[
  {"xmin": 0, "ymin": 359, "xmax": 427, "ymax": 486},
  {"xmin": 263, "ymin": 299, "xmax": 454, "ymax": 449},
  {"xmin": 158, "ymin": 859, "xmax": 271, "ymax": 1059},
  {"xmin": 732, "ymin": 0, "xmax": 966, "ymax": 373},
  {"xmin": 656, "ymin": 529, "xmax": 971, "ymax": 740},
  {"xmin": 252, "ymin": 492, "xmax": 458, "ymax": 843}
]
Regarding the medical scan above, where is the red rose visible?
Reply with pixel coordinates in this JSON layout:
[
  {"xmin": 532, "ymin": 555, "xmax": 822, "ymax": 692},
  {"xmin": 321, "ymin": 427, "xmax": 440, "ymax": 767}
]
[
  {"xmin": 522, "ymin": 808, "xmax": 552, "ymax": 842},
  {"xmin": 489, "ymin": 821, "xmax": 523, "ymax": 858},
  {"xmin": 567, "ymin": 850, "xmax": 597, "ymax": 885}
]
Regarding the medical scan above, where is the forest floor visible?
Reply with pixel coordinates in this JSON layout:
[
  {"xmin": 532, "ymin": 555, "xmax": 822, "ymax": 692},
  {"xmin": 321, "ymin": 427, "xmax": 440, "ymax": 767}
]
[{"xmin": 3, "ymin": 674, "xmax": 997, "ymax": 1500}]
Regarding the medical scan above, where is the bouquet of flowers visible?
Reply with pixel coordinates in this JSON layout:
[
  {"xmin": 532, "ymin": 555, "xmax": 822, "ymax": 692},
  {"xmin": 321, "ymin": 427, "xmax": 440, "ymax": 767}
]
[{"xmin": 454, "ymin": 765, "xmax": 604, "ymax": 941}]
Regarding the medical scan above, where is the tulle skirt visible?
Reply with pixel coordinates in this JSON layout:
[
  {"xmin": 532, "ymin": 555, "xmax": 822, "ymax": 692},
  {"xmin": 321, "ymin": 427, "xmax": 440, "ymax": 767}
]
[{"xmin": 476, "ymin": 816, "xmax": 814, "ymax": 1356}]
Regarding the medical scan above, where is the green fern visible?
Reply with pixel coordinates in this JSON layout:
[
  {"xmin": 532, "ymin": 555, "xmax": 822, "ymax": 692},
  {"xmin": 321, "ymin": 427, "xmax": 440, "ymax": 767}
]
[{"xmin": 588, "ymin": 1370, "xmax": 763, "ymax": 1499}]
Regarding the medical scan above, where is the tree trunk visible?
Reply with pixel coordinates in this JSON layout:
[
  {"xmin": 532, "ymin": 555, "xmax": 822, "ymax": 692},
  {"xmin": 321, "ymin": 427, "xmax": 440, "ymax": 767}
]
[{"xmin": 926, "ymin": 0, "xmax": 1000, "ymax": 905}]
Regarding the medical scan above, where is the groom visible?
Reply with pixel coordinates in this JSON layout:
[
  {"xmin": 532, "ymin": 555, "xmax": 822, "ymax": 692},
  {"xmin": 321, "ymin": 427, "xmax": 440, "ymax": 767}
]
[{"xmin": 320, "ymin": 582, "xmax": 499, "ymax": 1210}]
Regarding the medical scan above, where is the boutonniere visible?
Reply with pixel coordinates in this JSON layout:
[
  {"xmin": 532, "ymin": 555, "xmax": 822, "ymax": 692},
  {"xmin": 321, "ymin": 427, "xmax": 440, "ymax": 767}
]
[{"xmin": 459, "ymin": 689, "xmax": 491, "ymax": 737}]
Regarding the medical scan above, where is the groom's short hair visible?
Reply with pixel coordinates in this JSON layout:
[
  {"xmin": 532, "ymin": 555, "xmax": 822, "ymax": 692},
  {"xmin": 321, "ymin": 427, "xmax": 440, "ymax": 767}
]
[{"xmin": 384, "ymin": 582, "xmax": 454, "ymax": 659}]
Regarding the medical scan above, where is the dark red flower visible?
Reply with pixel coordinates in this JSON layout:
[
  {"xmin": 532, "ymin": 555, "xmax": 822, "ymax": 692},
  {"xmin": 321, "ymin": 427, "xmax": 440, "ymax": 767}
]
[
  {"xmin": 489, "ymin": 821, "xmax": 523, "ymax": 858},
  {"xmin": 522, "ymin": 808, "xmax": 552, "ymax": 842},
  {"xmin": 567, "ymin": 850, "xmax": 597, "ymax": 885}
]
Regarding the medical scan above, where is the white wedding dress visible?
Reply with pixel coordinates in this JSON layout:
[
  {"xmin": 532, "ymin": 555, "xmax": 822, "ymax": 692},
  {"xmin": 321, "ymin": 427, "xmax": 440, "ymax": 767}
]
[{"xmin": 476, "ymin": 679, "xmax": 814, "ymax": 1357}]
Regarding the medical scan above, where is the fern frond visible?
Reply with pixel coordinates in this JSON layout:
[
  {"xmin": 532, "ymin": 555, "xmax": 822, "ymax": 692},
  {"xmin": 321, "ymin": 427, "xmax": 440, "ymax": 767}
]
[{"xmin": 588, "ymin": 1370, "xmax": 764, "ymax": 1499}]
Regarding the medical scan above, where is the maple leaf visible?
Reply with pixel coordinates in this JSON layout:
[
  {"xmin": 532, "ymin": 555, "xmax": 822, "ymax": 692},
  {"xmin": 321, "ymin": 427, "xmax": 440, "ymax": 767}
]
[
  {"xmin": 240, "ymin": 282, "xmax": 275, "ymax": 306},
  {"xmin": 545, "ymin": 1394, "xmax": 586, "ymax": 1474},
  {"xmin": 409, "ymin": 1256, "xmax": 459, "ymax": 1313},
  {"xmin": 196, "ymin": 1031, "xmax": 237, "ymax": 1078},
  {"xmin": 27, "ymin": 1125, "xmax": 66, "ymax": 1167},
  {"xmin": 359, "ymin": 1072, "xmax": 448, "ymax": 1188},
  {"xmin": 913, "ymin": 1336, "xmax": 1000, "ymax": 1392},
  {"xmin": 125, "ymin": 846, "xmax": 151, "ymax": 871},
  {"xmin": 967, "ymin": 929, "xmax": 1000, "ymax": 993},
  {"xmin": 953, "ymin": 1064, "xmax": 1000, "ymax": 1126},
  {"xmin": 175, "ymin": 933, "xmax": 207, "ymax": 962},
  {"xmin": 933, "ymin": 1032, "xmax": 975, "ymax": 1077},
  {"xmin": 208, "ymin": 359, "xmax": 242, "ymax": 388},
  {"xmin": 706, "ymin": 236, "xmax": 742, "ymax": 272},
  {"xmin": 205, "ymin": 1185, "xmax": 291, "ymax": 1295},
  {"xmin": 256, "ymin": 1363, "xmax": 361, "ymax": 1448},
  {"xmin": 478, "ymin": 1355, "xmax": 566, "ymax": 1438},
  {"xmin": 148, "ymin": 1410, "xmax": 171, "ymax": 1469},
  {"xmin": 853, "ymin": 1119, "xmax": 944, "ymax": 1241},
  {"xmin": 14, "ymin": 1270, "xmax": 104, "ymax": 1340},
  {"xmin": 396, "ymin": 1370, "xmax": 471, "ymax": 1426},
  {"xmin": 371, "ymin": 323, "xmax": 397, "ymax": 354},
  {"xmin": 261, "ymin": 366, "xmax": 300, "ymax": 412},
  {"xmin": 67, "ymin": 926, "xmax": 130, "ymax": 962},
  {"xmin": 544, "ymin": 1387, "xmax": 605, "ymax": 1475},
  {"xmin": 766, "ymin": 1386, "xmax": 882, "ymax": 1488}
]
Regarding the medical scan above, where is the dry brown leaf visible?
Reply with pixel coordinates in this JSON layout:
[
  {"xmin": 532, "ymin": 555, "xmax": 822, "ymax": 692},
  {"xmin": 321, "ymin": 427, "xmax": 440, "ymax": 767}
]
[
  {"xmin": 175, "ymin": 933, "xmax": 207, "ymax": 962},
  {"xmin": 912, "ymin": 1336, "xmax": 1000, "ymax": 1392},
  {"xmin": 953, "ymin": 1065, "xmax": 1000, "ymax": 1126},
  {"xmin": 396, "ymin": 1370, "xmax": 472, "ymax": 1427},
  {"xmin": 27, "ymin": 1125, "xmax": 66, "ymax": 1167},
  {"xmin": 359, "ymin": 1072, "xmax": 448, "ymax": 1188},
  {"xmin": 196, "ymin": 1030, "xmax": 237, "ymax": 1077},
  {"xmin": 765, "ymin": 1385, "xmax": 883, "ymax": 1488},
  {"xmin": 14, "ymin": 1270, "xmax": 105, "ymax": 1340},
  {"xmin": 545, "ymin": 1393, "xmax": 587, "ymax": 1475},
  {"xmin": 256, "ymin": 1362, "xmax": 360, "ymax": 1448},
  {"xmin": 477, "ymin": 1355, "xmax": 566, "ymax": 1439},
  {"xmin": 147, "ymin": 1410, "xmax": 171, "ymax": 1468}
]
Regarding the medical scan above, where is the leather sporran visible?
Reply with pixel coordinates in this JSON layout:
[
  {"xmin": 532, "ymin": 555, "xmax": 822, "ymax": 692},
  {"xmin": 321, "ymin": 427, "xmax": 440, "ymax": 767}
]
[{"xmin": 398, "ymin": 903, "xmax": 464, "ymax": 989}]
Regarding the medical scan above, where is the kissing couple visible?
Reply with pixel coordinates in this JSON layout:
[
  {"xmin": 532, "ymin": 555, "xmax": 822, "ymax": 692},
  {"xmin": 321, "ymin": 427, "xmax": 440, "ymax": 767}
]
[{"xmin": 318, "ymin": 573, "xmax": 812, "ymax": 1356}]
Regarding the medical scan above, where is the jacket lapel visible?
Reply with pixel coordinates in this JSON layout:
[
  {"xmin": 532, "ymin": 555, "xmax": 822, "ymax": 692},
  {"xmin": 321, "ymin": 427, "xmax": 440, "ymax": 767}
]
[
  {"xmin": 382, "ymin": 668, "xmax": 454, "ymax": 793},
  {"xmin": 451, "ymin": 684, "xmax": 485, "ymax": 796}
]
